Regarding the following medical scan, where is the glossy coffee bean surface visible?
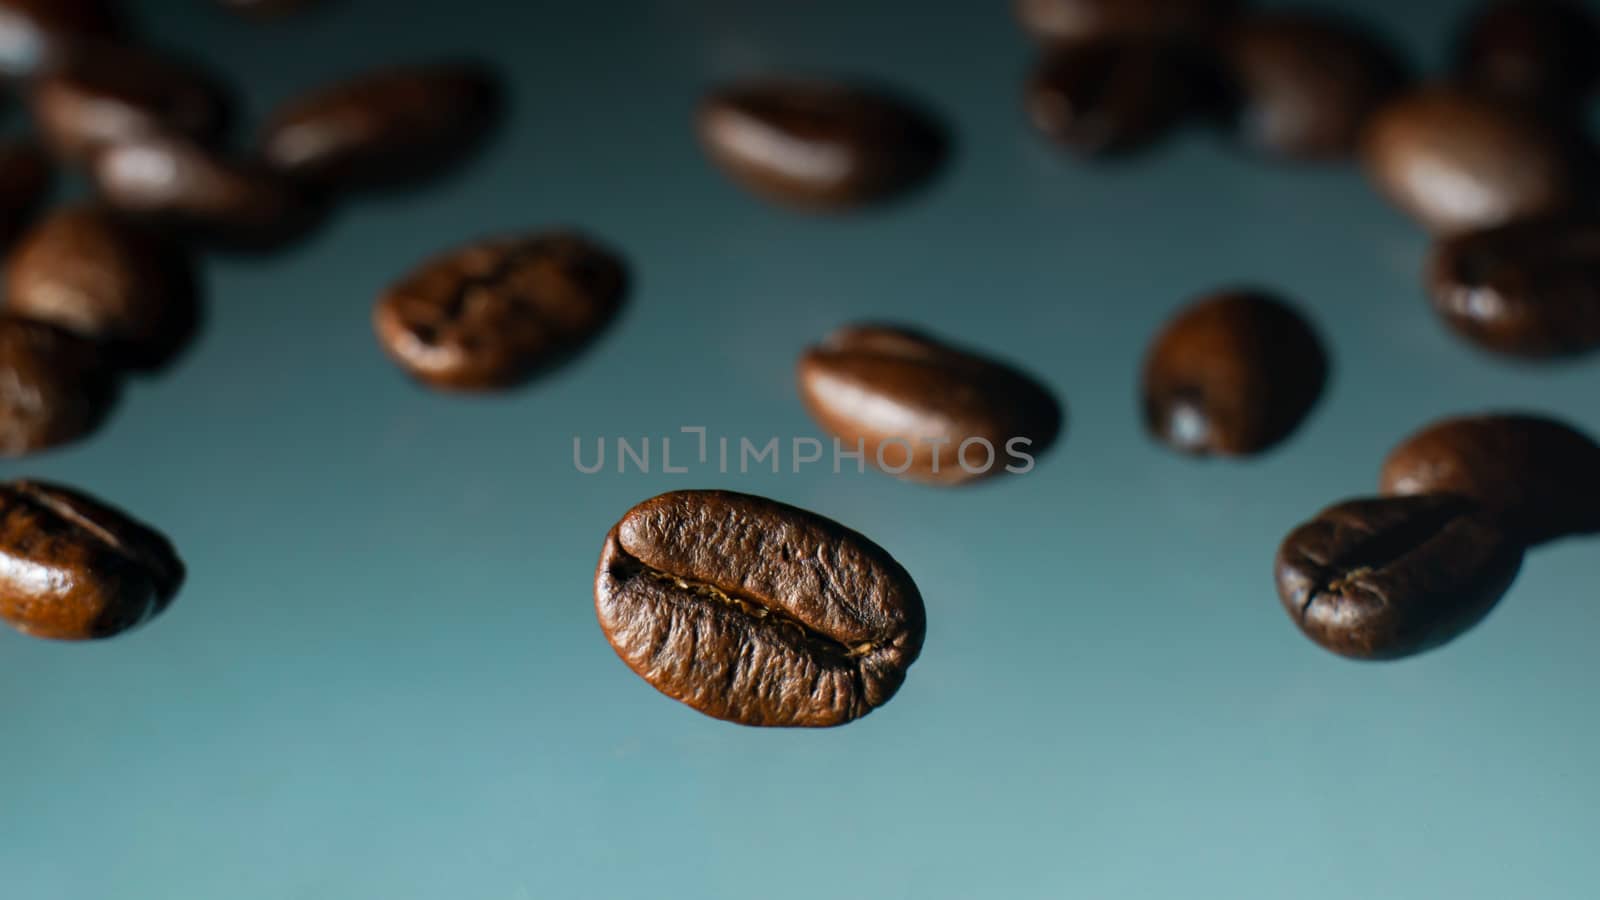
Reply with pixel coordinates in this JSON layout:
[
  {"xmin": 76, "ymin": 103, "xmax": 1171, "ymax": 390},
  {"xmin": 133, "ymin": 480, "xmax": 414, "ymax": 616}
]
[
  {"xmin": 4, "ymin": 205, "xmax": 198, "ymax": 370},
  {"xmin": 260, "ymin": 61, "xmax": 501, "ymax": 189},
  {"xmin": 697, "ymin": 78, "xmax": 947, "ymax": 210},
  {"xmin": 0, "ymin": 480, "xmax": 183, "ymax": 641},
  {"xmin": 374, "ymin": 231, "xmax": 627, "ymax": 391},
  {"xmin": 0, "ymin": 317, "xmax": 115, "ymax": 456},
  {"xmin": 1380, "ymin": 413, "xmax": 1600, "ymax": 544},
  {"xmin": 1427, "ymin": 218, "xmax": 1600, "ymax": 358},
  {"xmin": 1141, "ymin": 290, "xmax": 1327, "ymax": 457},
  {"xmin": 1455, "ymin": 0, "xmax": 1600, "ymax": 110},
  {"xmin": 1362, "ymin": 86, "xmax": 1583, "ymax": 233},
  {"xmin": 797, "ymin": 324, "xmax": 1062, "ymax": 485},
  {"xmin": 1026, "ymin": 41, "xmax": 1204, "ymax": 157},
  {"xmin": 1015, "ymin": 0, "xmax": 1239, "ymax": 42},
  {"xmin": 594, "ymin": 490, "xmax": 925, "ymax": 727},
  {"xmin": 1276, "ymin": 494, "xmax": 1523, "ymax": 660},
  {"xmin": 1222, "ymin": 12, "xmax": 1408, "ymax": 159}
]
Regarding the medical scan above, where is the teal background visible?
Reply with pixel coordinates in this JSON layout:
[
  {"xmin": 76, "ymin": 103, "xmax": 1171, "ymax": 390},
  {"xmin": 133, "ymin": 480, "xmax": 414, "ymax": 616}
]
[{"xmin": 3, "ymin": 1, "xmax": 1598, "ymax": 897}]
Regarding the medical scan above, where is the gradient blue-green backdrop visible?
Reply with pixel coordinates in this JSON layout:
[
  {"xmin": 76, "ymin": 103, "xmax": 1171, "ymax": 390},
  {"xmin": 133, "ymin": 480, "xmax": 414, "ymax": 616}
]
[{"xmin": 3, "ymin": 1, "xmax": 1597, "ymax": 897}]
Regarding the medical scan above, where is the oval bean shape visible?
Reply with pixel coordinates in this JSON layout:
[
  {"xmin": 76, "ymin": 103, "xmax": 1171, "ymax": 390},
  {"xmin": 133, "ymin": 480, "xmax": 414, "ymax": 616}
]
[
  {"xmin": 1380, "ymin": 412, "xmax": 1600, "ymax": 545},
  {"xmin": 1454, "ymin": 0, "xmax": 1600, "ymax": 110},
  {"xmin": 697, "ymin": 78, "xmax": 947, "ymax": 210},
  {"xmin": 1140, "ymin": 290, "xmax": 1327, "ymax": 457},
  {"xmin": 5, "ymin": 205, "xmax": 198, "ymax": 370},
  {"xmin": 0, "ymin": 317, "xmax": 114, "ymax": 456},
  {"xmin": 29, "ymin": 45, "xmax": 231, "ymax": 164},
  {"xmin": 1361, "ymin": 86, "xmax": 1584, "ymax": 234},
  {"xmin": 1026, "ymin": 41, "xmax": 1204, "ymax": 158},
  {"xmin": 1014, "ymin": 0, "xmax": 1239, "ymax": 42},
  {"xmin": 373, "ymin": 231, "xmax": 627, "ymax": 391},
  {"xmin": 259, "ymin": 61, "xmax": 502, "ymax": 189},
  {"xmin": 0, "ymin": 480, "xmax": 183, "ymax": 641},
  {"xmin": 1426, "ymin": 218, "xmax": 1600, "ymax": 359},
  {"xmin": 1275, "ymin": 494, "xmax": 1523, "ymax": 660},
  {"xmin": 797, "ymin": 324, "xmax": 1063, "ymax": 485},
  {"xmin": 594, "ymin": 490, "xmax": 925, "ymax": 728}
]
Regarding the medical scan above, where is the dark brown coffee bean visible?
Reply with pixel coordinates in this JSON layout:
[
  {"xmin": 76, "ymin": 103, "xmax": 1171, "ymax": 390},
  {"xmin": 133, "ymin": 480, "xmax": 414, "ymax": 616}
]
[
  {"xmin": 594, "ymin": 490, "xmax": 924, "ymax": 727},
  {"xmin": 4, "ymin": 205, "xmax": 198, "ymax": 370},
  {"xmin": 0, "ymin": 316, "xmax": 115, "ymax": 456},
  {"xmin": 0, "ymin": 0, "xmax": 120, "ymax": 79},
  {"xmin": 1275, "ymin": 494, "xmax": 1523, "ymax": 660},
  {"xmin": 0, "ymin": 480, "xmax": 183, "ymax": 641},
  {"xmin": 1362, "ymin": 86, "xmax": 1584, "ymax": 234},
  {"xmin": 374, "ymin": 231, "xmax": 627, "ymax": 391},
  {"xmin": 797, "ymin": 324, "xmax": 1062, "ymax": 485},
  {"xmin": 1380, "ymin": 413, "xmax": 1600, "ymax": 545},
  {"xmin": 1141, "ymin": 290, "xmax": 1327, "ymax": 457},
  {"xmin": 1426, "ymin": 218, "xmax": 1600, "ymax": 358},
  {"xmin": 1455, "ymin": 0, "xmax": 1600, "ymax": 111},
  {"xmin": 697, "ymin": 79, "xmax": 948, "ymax": 210},
  {"xmin": 1015, "ymin": 0, "xmax": 1239, "ymax": 43},
  {"xmin": 1026, "ymin": 41, "xmax": 1204, "ymax": 157},
  {"xmin": 259, "ymin": 61, "xmax": 502, "ymax": 190},
  {"xmin": 1221, "ymin": 12, "xmax": 1409, "ymax": 159},
  {"xmin": 0, "ymin": 139, "xmax": 52, "ymax": 246},
  {"xmin": 89, "ymin": 134, "xmax": 318, "ymax": 250},
  {"xmin": 28, "ymin": 45, "xmax": 232, "ymax": 165}
]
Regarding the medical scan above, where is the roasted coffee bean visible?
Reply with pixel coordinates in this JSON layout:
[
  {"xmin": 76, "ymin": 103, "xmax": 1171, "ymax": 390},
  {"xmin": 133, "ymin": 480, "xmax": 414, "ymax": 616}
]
[
  {"xmin": 1275, "ymin": 494, "xmax": 1523, "ymax": 660},
  {"xmin": 0, "ymin": 316, "xmax": 115, "ymax": 456},
  {"xmin": 1380, "ymin": 413, "xmax": 1600, "ymax": 545},
  {"xmin": 1221, "ymin": 12, "xmax": 1408, "ymax": 159},
  {"xmin": 4, "ymin": 205, "xmax": 198, "ymax": 370},
  {"xmin": 797, "ymin": 324, "xmax": 1062, "ymax": 485},
  {"xmin": 259, "ymin": 61, "xmax": 502, "ymax": 190},
  {"xmin": 89, "ymin": 134, "xmax": 317, "ymax": 250},
  {"xmin": 594, "ymin": 490, "xmax": 925, "ymax": 727},
  {"xmin": 1015, "ymin": 0, "xmax": 1239, "ymax": 43},
  {"xmin": 697, "ymin": 79, "xmax": 947, "ymax": 210},
  {"xmin": 1026, "ymin": 41, "xmax": 1206, "ymax": 157},
  {"xmin": 1362, "ymin": 86, "xmax": 1584, "ymax": 234},
  {"xmin": 1426, "ymin": 218, "xmax": 1600, "ymax": 358},
  {"xmin": 1455, "ymin": 0, "xmax": 1600, "ymax": 111},
  {"xmin": 29, "ymin": 45, "xmax": 232, "ymax": 164},
  {"xmin": 374, "ymin": 231, "xmax": 627, "ymax": 391},
  {"xmin": 0, "ymin": 0, "xmax": 120, "ymax": 79},
  {"xmin": 0, "ymin": 139, "xmax": 52, "ymax": 245},
  {"xmin": 1141, "ymin": 290, "xmax": 1327, "ymax": 457},
  {"xmin": 0, "ymin": 480, "xmax": 183, "ymax": 641}
]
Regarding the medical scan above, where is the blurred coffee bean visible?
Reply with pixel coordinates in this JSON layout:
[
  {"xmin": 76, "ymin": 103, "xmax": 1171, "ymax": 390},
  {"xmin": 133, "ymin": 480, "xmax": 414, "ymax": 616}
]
[
  {"xmin": 1275, "ymin": 494, "xmax": 1523, "ymax": 660},
  {"xmin": 1426, "ymin": 218, "xmax": 1600, "ymax": 359},
  {"xmin": 697, "ymin": 78, "xmax": 948, "ymax": 210},
  {"xmin": 0, "ymin": 139, "xmax": 52, "ymax": 245},
  {"xmin": 29, "ymin": 45, "xmax": 232, "ymax": 165},
  {"xmin": 1455, "ymin": 0, "xmax": 1600, "ymax": 111},
  {"xmin": 1222, "ymin": 12, "xmax": 1409, "ymax": 159},
  {"xmin": 1141, "ymin": 290, "xmax": 1327, "ymax": 457},
  {"xmin": 1380, "ymin": 412, "xmax": 1600, "ymax": 545},
  {"xmin": 259, "ymin": 61, "xmax": 502, "ymax": 190},
  {"xmin": 0, "ymin": 0, "xmax": 120, "ymax": 78},
  {"xmin": 4, "ymin": 205, "xmax": 198, "ymax": 370},
  {"xmin": 1015, "ymin": 0, "xmax": 1239, "ymax": 43},
  {"xmin": 797, "ymin": 324, "xmax": 1063, "ymax": 485},
  {"xmin": 89, "ymin": 134, "xmax": 318, "ymax": 250},
  {"xmin": 0, "ymin": 480, "xmax": 184, "ymax": 641},
  {"xmin": 1362, "ymin": 86, "xmax": 1584, "ymax": 234},
  {"xmin": 1026, "ymin": 41, "xmax": 1206, "ymax": 157},
  {"xmin": 0, "ymin": 316, "xmax": 115, "ymax": 456}
]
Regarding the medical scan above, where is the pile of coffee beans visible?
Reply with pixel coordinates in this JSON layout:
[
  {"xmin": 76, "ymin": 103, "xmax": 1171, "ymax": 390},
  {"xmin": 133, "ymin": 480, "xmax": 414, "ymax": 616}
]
[{"xmin": 1, "ymin": 1, "xmax": 1597, "ymax": 728}]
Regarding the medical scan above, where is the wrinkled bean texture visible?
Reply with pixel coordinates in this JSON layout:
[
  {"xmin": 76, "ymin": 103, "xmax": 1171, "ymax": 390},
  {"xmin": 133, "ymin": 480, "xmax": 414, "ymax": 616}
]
[
  {"xmin": 0, "ymin": 480, "xmax": 183, "ymax": 641},
  {"xmin": 798, "ymin": 324, "xmax": 1062, "ymax": 485},
  {"xmin": 595, "ymin": 491, "xmax": 925, "ymax": 727},
  {"xmin": 1275, "ymin": 494, "xmax": 1523, "ymax": 660},
  {"xmin": 1380, "ymin": 413, "xmax": 1600, "ymax": 545},
  {"xmin": 1141, "ymin": 290, "xmax": 1327, "ymax": 456},
  {"xmin": 0, "ymin": 317, "xmax": 114, "ymax": 456},
  {"xmin": 374, "ymin": 231, "xmax": 627, "ymax": 391},
  {"xmin": 697, "ymin": 79, "xmax": 948, "ymax": 210}
]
